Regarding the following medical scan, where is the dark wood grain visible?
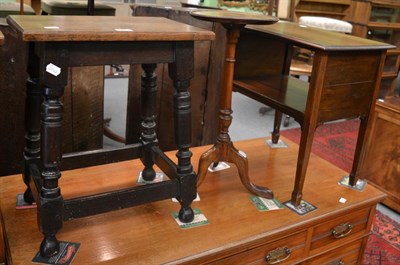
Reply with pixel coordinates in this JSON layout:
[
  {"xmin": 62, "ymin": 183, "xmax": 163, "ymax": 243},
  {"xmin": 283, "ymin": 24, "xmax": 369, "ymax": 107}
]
[{"xmin": 0, "ymin": 20, "xmax": 28, "ymax": 176}]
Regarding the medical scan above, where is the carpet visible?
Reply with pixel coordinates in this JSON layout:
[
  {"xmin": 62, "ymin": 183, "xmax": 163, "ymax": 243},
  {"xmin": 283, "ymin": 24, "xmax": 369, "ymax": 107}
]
[
  {"xmin": 280, "ymin": 119, "xmax": 360, "ymax": 172},
  {"xmin": 363, "ymin": 210, "xmax": 400, "ymax": 265},
  {"xmin": 280, "ymin": 119, "xmax": 400, "ymax": 265}
]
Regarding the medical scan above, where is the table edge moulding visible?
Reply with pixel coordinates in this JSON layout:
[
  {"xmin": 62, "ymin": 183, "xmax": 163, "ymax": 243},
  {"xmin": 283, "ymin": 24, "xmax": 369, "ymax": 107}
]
[{"xmin": 6, "ymin": 14, "xmax": 214, "ymax": 259}]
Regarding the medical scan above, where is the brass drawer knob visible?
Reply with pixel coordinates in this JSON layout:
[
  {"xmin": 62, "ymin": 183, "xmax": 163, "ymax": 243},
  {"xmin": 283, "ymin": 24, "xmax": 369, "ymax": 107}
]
[
  {"xmin": 332, "ymin": 223, "xmax": 353, "ymax": 238},
  {"xmin": 265, "ymin": 246, "xmax": 291, "ymax": 264}
]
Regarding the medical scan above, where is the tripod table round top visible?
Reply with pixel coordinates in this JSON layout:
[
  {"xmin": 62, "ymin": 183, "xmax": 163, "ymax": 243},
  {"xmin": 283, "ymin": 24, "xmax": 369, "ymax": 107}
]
[{"xmin": 190, "ymin": 10, "xmax": 278, "ymax": 25}]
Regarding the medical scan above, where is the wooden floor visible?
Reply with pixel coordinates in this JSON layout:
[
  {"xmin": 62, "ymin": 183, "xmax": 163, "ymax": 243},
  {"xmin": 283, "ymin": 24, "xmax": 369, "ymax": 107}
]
[{"xmin": 0, "ymin": 137, "xmax": 384, "ymax": 264}]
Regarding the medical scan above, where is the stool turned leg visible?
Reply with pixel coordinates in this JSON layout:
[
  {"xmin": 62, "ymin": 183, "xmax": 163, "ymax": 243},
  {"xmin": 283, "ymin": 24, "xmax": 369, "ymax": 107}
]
[
  {"xmin": 38, "ymin": 85, "xmax": 64, "ymax": 257},
  {"xmin": 197, "ymin": 25, "xmax": 273, "ymax": 199},
  {"xmin": 23, "ymin": 46, "xmax": 42, "ymax": 205},
  {"xmin": 173, "ymin": 78, "xmax": 196, "ymax": 222},
  {"xmin": 22, "ymin": 77, "xmax": 41, "ymax": 204},
  {"xmin": 169, "ymin": 42, "xmax": 197, "ymax": 223},
  {"xmin": 140, "ymin": 64, "xmax": 157, "ymax": 182}
]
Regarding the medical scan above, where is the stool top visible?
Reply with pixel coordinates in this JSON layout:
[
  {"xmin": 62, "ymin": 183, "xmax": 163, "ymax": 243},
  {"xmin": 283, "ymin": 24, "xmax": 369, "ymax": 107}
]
[
  {"xmin": 190, "ymin": 10, "xmax": 278, "ymax": 26},
  {"xmin": 7, "ymin": 15, "xmax": 215, "ymax": 42},
  {"xmin": 0, "ymin": 30, "xmax": 4, "ymax": 46}
]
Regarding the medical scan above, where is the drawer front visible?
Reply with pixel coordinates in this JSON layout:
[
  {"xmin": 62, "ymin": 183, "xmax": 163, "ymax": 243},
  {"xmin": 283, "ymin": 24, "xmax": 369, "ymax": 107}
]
[
  {"xmin": 214, "ymin": 230, "xmax": 307, "ymax": 265},
  {"xmin": 310, "ymin": 208, "xmax": 370, "ymax": 252},
  {"xmin": 305, "ymin": 238, "xmax": 364, "ymax": 265}
]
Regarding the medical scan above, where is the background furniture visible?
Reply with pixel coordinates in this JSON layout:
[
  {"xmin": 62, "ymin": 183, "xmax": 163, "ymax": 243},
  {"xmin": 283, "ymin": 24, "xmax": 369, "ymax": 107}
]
[
  {"xmin": 0, "ymin": 31, "xmax": 5, "ymax": 264},
  {"xmin": 360, "ymin": 96, "xmax": 400, "ymax": 213},
  {"xmin": 0, "ymin": 1, "xmax": 114, "ymax": 177},
  {"xmin": 40, "ymin": 0, "xmax": 115, "ymax": 15},
  {"xmin": 232, "ymin": 21, "xmax": 393, "ymax": 206},
  {"xmin": 347, "ymin": 0, "xmax": 400, "ymax": 97},
  {"xmin": 293, "ymin": 0, "xmax": 351, "ymax": 21},
  {"xmin": 0, "ymin": 138, "xmax": 386, "ymax": 264},
  {"xmin": 0, "ymin": 2, "xmax": 35, "ymax": 17},
  {"xmin": 0, "ymin": 19, "xmax": 31, "ymax": 176},
  {"xmin": 8, "ymin": 14, "xmax": 213, "ymax": 257}
]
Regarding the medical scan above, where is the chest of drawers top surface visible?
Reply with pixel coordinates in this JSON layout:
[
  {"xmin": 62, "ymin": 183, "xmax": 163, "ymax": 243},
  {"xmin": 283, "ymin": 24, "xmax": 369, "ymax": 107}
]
[{"xmin": 0, "ymin": 138, "xmax": 385, "ymax": 264}]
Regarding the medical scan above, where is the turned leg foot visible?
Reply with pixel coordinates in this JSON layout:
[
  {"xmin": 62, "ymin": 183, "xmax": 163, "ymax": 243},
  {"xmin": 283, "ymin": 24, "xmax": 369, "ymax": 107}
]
[
  {"xmin": 197, "ymin": 146, "xmax": 219, "ymax": 187},
  {"xmin": 40, "ymin": 235, "xmax": 60, "ymax": 258},
  {"xmin": 178, "ymin": 206, "xmax": 194, "ymax": 223},
  {"xmin": 141, "ymin": 167, "xmax": 156, "ymax": 182},
  {"xmin": 291, "ymin": 191, "xmax": 303, "ymax": 207},
  {"xmin": 23, "ymin": 187, "xmax": 35, "ymax": 204},
  {"xmin": 228, "ymin": 143, "xmax": 273, "ymax": 199},
  {"xmin": 272, "ymin": 111, "xmax": 283, "ymax": 144},
  {"xmin": 348, "ymin": 172, "xmax": 358, "ymax": 187}
]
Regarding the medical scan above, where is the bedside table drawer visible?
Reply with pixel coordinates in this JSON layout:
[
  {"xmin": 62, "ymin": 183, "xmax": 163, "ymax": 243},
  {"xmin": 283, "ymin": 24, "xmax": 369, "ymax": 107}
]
[
  {"xmin": 305, "ymin": 238, "xmax": 364, "ymax": 265},
  {"xmin": 215, "ymin": 230, "xmax": 307, "ymax": 264},
  {"xmin": 310, "ymin": 208, "xmax": 370, "ymax": 252}
]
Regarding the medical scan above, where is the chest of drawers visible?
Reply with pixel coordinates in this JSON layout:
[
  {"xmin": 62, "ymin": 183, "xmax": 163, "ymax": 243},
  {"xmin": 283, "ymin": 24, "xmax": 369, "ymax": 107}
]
[{"xmin": 0, "ymin": 138, "xmax": 385, "ymax": 264}]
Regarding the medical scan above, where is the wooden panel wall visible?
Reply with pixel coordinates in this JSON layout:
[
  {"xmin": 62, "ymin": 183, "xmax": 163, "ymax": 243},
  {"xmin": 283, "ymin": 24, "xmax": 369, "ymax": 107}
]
[
  {"xmin": 128, "ymin": 5, "xmax": 225, "ymax": 151},
  {"xmin": 0, "ymin": 20, "xmax": 104, "ymax": 176}
]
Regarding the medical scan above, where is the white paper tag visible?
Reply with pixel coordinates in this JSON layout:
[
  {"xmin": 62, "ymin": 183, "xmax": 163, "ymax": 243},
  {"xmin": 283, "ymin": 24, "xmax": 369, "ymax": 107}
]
[
  {"xmin": 44, "ymin": 26, "xmax": 60, "ymax": 29},
  {"xmin": 208, "ymin": 162, "xmax": 230, "ymax": 172},
  {"xmin": 115, "ymin": 28, "xmax": 133, "ymax": 32},
  {"xmin": 172, "ymin": 209, "xmax": 208, "ymax": 229},
  {"xmin": 46, "ymin": 63, "xmax": 61, "ymax": 77}
]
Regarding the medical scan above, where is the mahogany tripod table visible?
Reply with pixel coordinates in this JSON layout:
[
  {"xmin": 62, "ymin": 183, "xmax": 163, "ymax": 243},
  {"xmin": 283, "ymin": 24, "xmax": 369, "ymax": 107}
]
[
  {"xmin": 190, "ymin": 10, "xmax": 278, "ymax": 198},
  {"xmin": 6, "ymin": 15, "xmax": 214, "ymax": 258}
]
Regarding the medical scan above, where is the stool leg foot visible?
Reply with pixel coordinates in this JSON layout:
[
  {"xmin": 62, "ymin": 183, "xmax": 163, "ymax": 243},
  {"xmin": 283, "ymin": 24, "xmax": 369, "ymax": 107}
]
[
  {"xmin": 141, "ymin": 167, "xmax": 156, "ymax": 182},
  {"xmin": 40, "ymin": 235, "xmax": 59, "ymax": 258},
  {"xmin": 23, "ymin": 188, "xmax": 35, "ymax": 204},
  {"xmin": 178, "ymin": 206, "xmax": 194, "ymax": 223}
]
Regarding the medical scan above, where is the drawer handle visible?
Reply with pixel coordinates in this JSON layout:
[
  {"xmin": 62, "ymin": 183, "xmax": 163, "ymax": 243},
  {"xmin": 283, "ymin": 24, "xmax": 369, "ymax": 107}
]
[
  {"xmin": 265, "ymin": 247, "xmax": 291, "ymax": 264},
  {"xmin": 329, "ymin": 260, "xmax": 344, "ymax": 265},
  {"xmin": 332, "ymin": 223, "xmax": 353, "ymax": 238}
]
